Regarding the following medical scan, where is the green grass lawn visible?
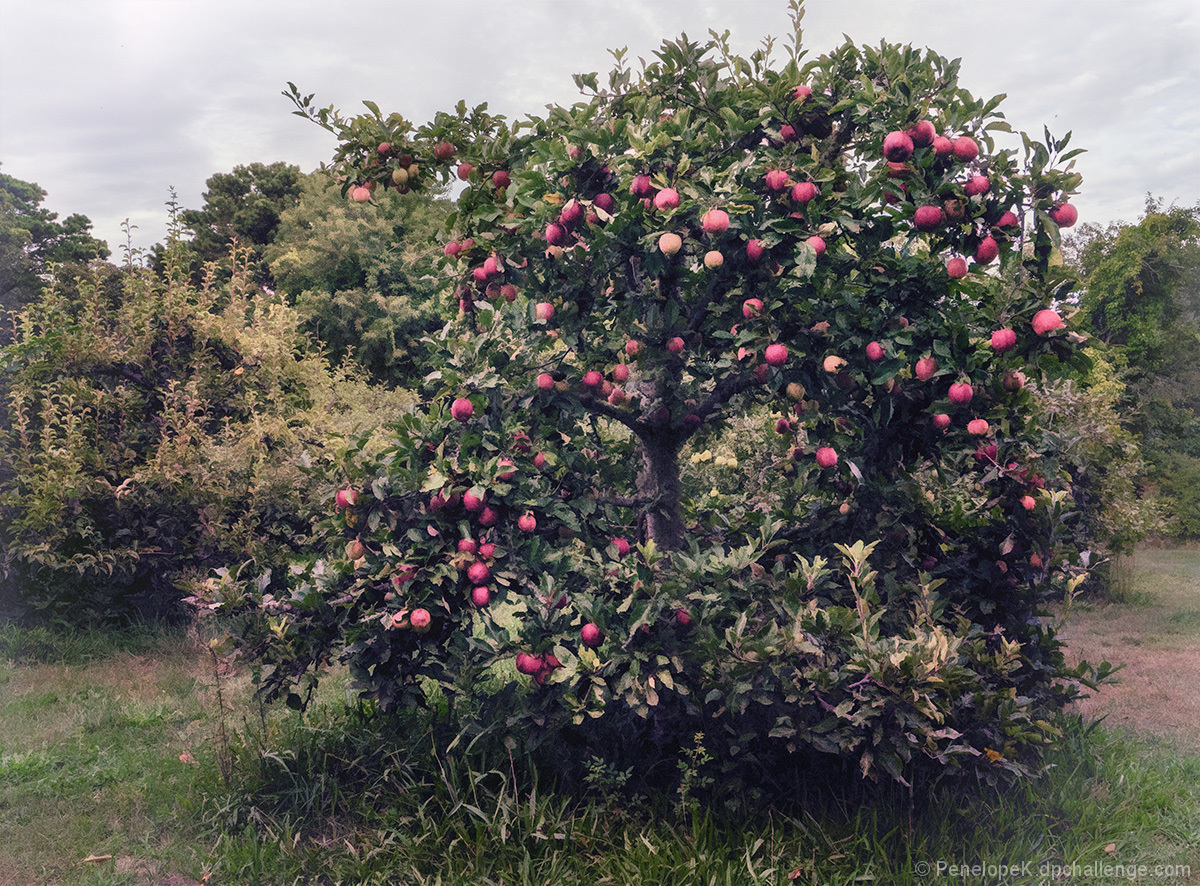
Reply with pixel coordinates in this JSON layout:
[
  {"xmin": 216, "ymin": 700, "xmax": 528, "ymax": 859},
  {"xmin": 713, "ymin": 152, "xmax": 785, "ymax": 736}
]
[{"xmin": 3, "ymin": 553, "xmax": 1200, "ymax": 886}]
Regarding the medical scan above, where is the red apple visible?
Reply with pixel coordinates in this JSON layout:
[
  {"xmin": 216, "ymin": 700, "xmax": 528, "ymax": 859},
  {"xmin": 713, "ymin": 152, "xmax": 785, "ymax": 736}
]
[
  {"xmin": 815, "ymin": 446, "xmax": 838, "ymax": 468},
  {"xmin": 612, "ymin": 537, "xmax": 631, "ymax": 557},
  {"xmin": 991, "ymin": 328, "xmax": 1017, "ymax": 351},
  {"xmin": 791, "ymin": 181, "xmax": 818, "ymax": 203},
  {"xmin": 335, "ymin": 488, "xmax": 358, "ymax": 509},
  {"xmin": 515, "ymin": 652, "xmax": 541, "ymax": 675},
  {"xmin": 742, "ymin": 298, "xmax": 764, "ymax": 318},
  {"xmin": 746, "ymin": 239, "xmax": 765, "ymax": 262},
  {"xmin": 1049, "ymin": 203, "xmax": 1078, "ymax": 227},
  {"xmin": 963, "ymin": 174, "xmax": 990, "ymax": 197},
  {"xmin": 667, "ymin": 336, "xmax": 685, "ymax": 355},
  {"xmin": 701, "ymin": 208, "xmax": 730, "ymax": 234},
  {"xmin": 775, "ymin": 418, "xmax": 791, "ymax": 434},
  {"xmin": 410, "ymin": 608, "xmax": 431, "ymax": 633},
  {"xmin": 1032, "ymin": 309, "xmax": 1064, "ymax": 335},
  {"xmin": 613, "ymin": 363, "xmax": 630, "ymax": 383},
  {"xmin": 581, "ymin": 623, "xmax": 603, "ymax": 648},
  {"xmin": 967, "ymin": 418, "xmax": 990, "ymax": 435},
  {"xmin": 914, "ymin": 205, "xmax": 944, "ymax": 232},
  {"xmin": 764, "ymin": 169, "xmax": 791, "ymax": 191},
  {"xmin": 948, "ymin": 381, "xmax": 974, "ymax": 405},
  {"xmin": 704, "ymin": 250, "xmax": 724, "ymax": 269},
  {"xmin": 946, "ymin": 256, "xmax": 968, "ymax": 278},
  {"xmin": 906, "ymin": 119, "xmax": 936, "ymax": 147},
  {"xmin": 545, "ymin": 222, "xmax": 567, "ymax": 245},
  {"xmin": 995, "ymin": 210, "xmax": 1019, "ymax": 229},
  {"xmin": 492, "ymin": 170, "xmax": 511, "ymax": 189},
  {"xmin": 932, "ymin": 413, "xmax": 951, "ymax": 431},
  {"xmin": 658, "ymin": 232, "xmax": 683, "ymax": 255},
  {"xmin": 559, "ymin": 199, "xmax": 585, "ymax": 227},
  {"xmin": 975, "ymin": 236, "xmax": 999, "ymax": 264},
  {"xmin": 456, "ymin": 162, "xmax": 474, "ymax": 180},
  {"xmin": 350, "ymin": 186, "xmax": 372, "ymax": 202},
  {"xmin": 764, "ymin": 343, "xmax": 788, "ymax": 366},
  {"xmin": 433, "ymin": 141, "xmax": 456, "ymax": 161},
  {"xmin": 630, "ymin": 174, "xmax": 653, "ymax": 196},
  {"xmin": 533, "ymin": 451, "xmax": 547, "ymax": 469},
  {"xmin": 478, "ymin": 541, "xmax": 496, "ymax": 559},
  {"xmin": 883, "ymin": 130, "xmax": 915, "ymax": 162},
  {"xmin": 535, "ymin": 302, "xmax": 555, "ymax": 321},
  {"xmin": 807, "ymin": 235, "xmax": 826, "ymax": 255},
  {"xmin": 915, "ymin": 355, "xmax": 938, "ymax": 381},
  {"xmin": 463, "ymin": 489, "xmax": 486, "ymax": 512},
  {"xmin": 653, "ymin": 188, "xmax": 680, "ymax": 210},
  {"xmin": 517, "ymin": 513, "xmax": 537, "ymax": 532},
  {"xmin": 865, "ymin": 341, "xmax": 885, "ymax": 361},
  {"xmin": 593, "ymin": 192, "xmax": 615, "ymax": 214},
  {"xmin": 471, "ymin": 586, "xmax": 490, "ymax": 607},
  {"xmin": 625, "ymin": 339, "xmax": 642, "ymax": 357},
  {"xmin": 952, "ymin": 136, "xmax": 979, "ymax": 162},
  {"xmin": 1021, "ymin": 495, "xmax": 1037, "ymax": 511},
  {"xmin": 450, "ymin": 397, "xmax": 474, "ymax": 422},
  {"xmin": 792, "ymin": 84, "xmax": 812, "ymax": 103},
  {"xmin": 457, "ymin": 538, "xmax": 478, "ymax": 554},
  {"xmin": 932, "ymin": 136, "xmax": 953, "ymax": 157},
  {"xmin": 582, "ymin": 370, "xmax": 603, "ymax": 388},
  {"xmin": 536, "ymin": 373, "xmax": 555, "ymax": 391},
  {"xmin": 1003, "ymin": 370, "xmax": 1027, "ymax": 392},
  {"xmin": 467, "ymin": 561, "xmax": 490, "ymax": 585}
]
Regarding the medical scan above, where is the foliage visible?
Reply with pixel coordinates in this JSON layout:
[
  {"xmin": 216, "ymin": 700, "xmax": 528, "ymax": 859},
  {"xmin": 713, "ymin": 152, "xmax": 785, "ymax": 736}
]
[
  {"xmin": 264, "ymin": 171, "xmax": 453, "ymax": 386},
  {"xmin": 0, "ymin": 164, "xmax": 110, "ymax": 337},
  {"xmin": 1068, "ymin": 200, "xmax": 1200, "ymax": 538},
  {"xmin": 214, "ymin": 5, "xmax": 1110, "ymax": 793},
  {"xmin": 0, "ymin": 221, "xmax": 413, "ymax": 624},
  {"xmin": 152, "ymin": 161, "xmax": 304, "ymax": 288}
]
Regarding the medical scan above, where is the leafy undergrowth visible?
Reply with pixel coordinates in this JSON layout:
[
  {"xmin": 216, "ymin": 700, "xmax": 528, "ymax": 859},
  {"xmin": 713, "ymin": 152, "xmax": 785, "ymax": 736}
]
[{"xmin": 1, "ymin": 616, "xmax": 1197, "ymax": 886}]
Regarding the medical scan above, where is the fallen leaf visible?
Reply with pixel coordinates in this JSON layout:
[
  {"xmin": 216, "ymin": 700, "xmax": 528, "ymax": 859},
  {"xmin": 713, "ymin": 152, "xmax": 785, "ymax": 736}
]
[
  {"xmin": 1103, "ymin": 843, "xmax": 1116, "ymax": 853},
  {"xmin": 82, "ymin": 854, "xmax": 112, "ymax": 864}
]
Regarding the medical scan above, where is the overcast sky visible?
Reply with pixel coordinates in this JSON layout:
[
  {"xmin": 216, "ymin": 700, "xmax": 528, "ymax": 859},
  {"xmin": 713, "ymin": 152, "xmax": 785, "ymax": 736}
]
[{"xmin": 2, "ymin": 0, "xmax": 1198, "ymax": 255}]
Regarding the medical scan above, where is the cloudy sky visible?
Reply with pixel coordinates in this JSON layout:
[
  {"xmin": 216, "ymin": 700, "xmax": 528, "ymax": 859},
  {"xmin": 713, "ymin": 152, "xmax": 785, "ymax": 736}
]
[{"xmin": 2, "ymin": 0, "xmax": 1198, "ymax": 255}]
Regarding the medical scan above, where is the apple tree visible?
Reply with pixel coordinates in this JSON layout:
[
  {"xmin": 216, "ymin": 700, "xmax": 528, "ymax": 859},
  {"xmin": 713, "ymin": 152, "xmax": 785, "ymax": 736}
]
[{"xmin": 224, "ymin": 7, "xmax": 1107, "ymax": 792}]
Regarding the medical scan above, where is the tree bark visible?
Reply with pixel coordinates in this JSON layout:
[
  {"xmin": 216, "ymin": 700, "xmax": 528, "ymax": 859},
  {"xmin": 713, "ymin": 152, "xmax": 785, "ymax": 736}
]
[{"xmin": 636, "ymin": 431, "xmax": 686, "ymax": 552}]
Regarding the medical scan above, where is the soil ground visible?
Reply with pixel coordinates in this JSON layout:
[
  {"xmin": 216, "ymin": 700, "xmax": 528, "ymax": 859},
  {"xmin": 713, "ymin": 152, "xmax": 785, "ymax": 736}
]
[{"xmin": 1057, "ymin": 546, "xmax": 1200, "ymax": 754}]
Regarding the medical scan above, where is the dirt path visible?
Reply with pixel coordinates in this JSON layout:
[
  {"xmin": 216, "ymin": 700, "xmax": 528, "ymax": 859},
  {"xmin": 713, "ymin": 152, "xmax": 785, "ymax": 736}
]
[{"xmin": 1056, "ymin": 547, "xmax": 1200, "ymax": 754}]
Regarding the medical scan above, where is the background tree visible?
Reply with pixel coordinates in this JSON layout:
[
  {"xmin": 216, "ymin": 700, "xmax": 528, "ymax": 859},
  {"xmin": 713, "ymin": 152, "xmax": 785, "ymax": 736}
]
[
  {"xmin": 265, "ymin": 171, "xmax": 452, "ymax": 386},
  {"xmin": 155, "ymin": 161, "xmax": 303, "ymax": 287},
  {"xmin": 0, "ymin": 165, "xmax": 110, "ymax": 338},
  {"xmin": 1069, "ymin": 200, "xmax": 1200, "ymax": 536},
  {"xmin": 217, "ymin": 6, "xmax": 1107, "ymax": 795}
]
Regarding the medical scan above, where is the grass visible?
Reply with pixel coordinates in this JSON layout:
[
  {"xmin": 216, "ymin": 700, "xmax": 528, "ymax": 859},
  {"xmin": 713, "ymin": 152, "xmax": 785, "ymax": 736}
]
[{"xmin": 2, "ymin": 551, "xmax": 1200, "ymax": 885}]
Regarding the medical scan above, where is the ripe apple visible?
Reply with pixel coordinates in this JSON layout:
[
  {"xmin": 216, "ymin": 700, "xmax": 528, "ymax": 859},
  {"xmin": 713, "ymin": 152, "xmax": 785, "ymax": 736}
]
[
  {"xmin": 545, "ymin": 222, "xmax": 567, "ymax": 245},
  {"xmin": 779, "ymin": 124, "xmax": 798, "ymax": 142},
  {"xmin": 975, "ymin": 236, "xmax": 999, "ymax": 264},
  {"xmin": 865, "ymin": 341, "xmax": 885, "ymax": 361},
  {"xmin": 345, "ymin": 539, "xmax": 365, "ymax": 560},
  {"xmin": 932, "ymin": 413, "xmax": 951, "ymax": 431},
  {"xmin": 625, "ymin": 339, "xmax": 642, "ymax": 357},
  {"xmin": 456, "ymin": 162, "xmax": 474, "ymax": 180},
  {"xmin": 463, "ymin": 489, "xmax": 486, "ymax": 512},
  {"xmin": 658, "ymin": 232, "xmax": 683, "ymax": 255},
  {"xmin": 501, "ymin": 283, "xmax": 518, "ymax": 302},
  {"xmin": 593, "ymin": 192, "xmax": 615, "ymax": 214},
  {"xmin": 443, "ymin": 240, "xmax": 462, "ymax": 258},
  {"xmin": 764, "ymin": 343, "xmax": 788, "ymax": 366},
  {"xmin": 515, "ymin": 652, "xmax": 541, "ymax": 675},
  {"xmin": 535, "ymin": 302, "xmax": 555, "ymax": 321},
  {"xmin": 581, "ymin": 623, "xmax": 603, "ymax": 648},
  {"xmin": 1003, "ymin": 370, "xmax": 1027, "ymax": 391},
  {"xmin": 704, "ymin": 250, "xmax": 724, "ymax": 269},
  {"xmin": 995, "ymin": 210, "xmax": 1019, "ymax": 229},
  {"xmin": 582, "ymin": 370, "xmax": 603, "ymax": 388},
  {"xmin": 1049, "ymin": 203, "xmax": 1078, "ymax": 227},
  {"xmin": 410, "ymin": 608, "xmax": 431, "ymax": 633},
  {"xmin": 450, "ymin": 397, "xmax": 474, "ymax": 422},
  {"xmin": 786, "ymin": 382, "xmax": 805, "ymax": 400},
  {"xmin": 559, "ymin": 199, "xmax": 585, "ymax": 228},
  {"xmin": 350, "ymin": 186, "xmax": 372, "ymax": 202},
  {"xmin": 653, "ymin": 188, "xmax": 680, "ymax": 210},
  {"xmin": 701, "ymin": 208, "xmax": 730, "ymax": 233},
  {"xmin": 746, "ymin": 239, "xmax": 765, "ymax": 262},
  {"xmin": 457, "ymin": 538, "xmax": 478, "ymax": 555},
  {"xmin": 963, "ymin": 174, "xmax": 990, "ymax": 197},
  {"xmin": 667, "ymin": 336, "xmax": 685, "ymax": 355},
  {"xmin": 391, "ymin": 167, "xmax": 409, "ymax": 186},
  {"xmin": 764, "ymin": 169, "xmax": 791, "ymax": 191},
  {"xmin": 478, "ymin": 541, "xmax": 496, "ymax": 559},
  {"xmin": 492, "ymin": 170, "xmax": 511, "ymax": 189},
  {"xmin": 467, "ymin": 561, "xmax": 491, "ymax": 585},
  {"xmin": 613, "ymin": 363, "xmax": 630, "ymax": 383},
  {"xmin": 517, "ymin": 513, "xmax": 537, "ymax": 532},
  {"xmin": 536, "ymin": 373, "xmax": 555, "ymax": 391},
  {"xmin": 533, "ymin": 451, "xmax": 547, "ymax": 469},
  {"xmin": 883, "ymin": 130, "xmax": 915, "ymax": 162},
  {"xmin": 791, "ymin": 181, "xmax": 818, "ymax": 203},
  {"xmin": 952, "ymin": 136, "xmax": 979, "ymax": 162},
  {"xmin": 775, "ymin": 417, "xmax": 791, "ymax": 434},
  {"xmin": 948, "ymin": 381, "xmax": 974, "ymax": 404},
  {"xmin": 946, "ymin": 256, "xmax": 968, "ymax": 278},
  {"xmin": 914, "ymin": 205, "xmax": 944, "ymax": 231},
  {"xmin": 815, "ymin": 446, "xmax": 838, "ymax": 468},
  {"xmin": 742, "ymin": 298, "xmax": 764, "ymax": 318},
  {"xmin": 675, "ymin": 608, "xmax": 693, "ymax": 627},
  {"xmin": 1021, "ymin": 495, "xmax": 1036, "ymax": 511},
  {"xmin": 991, "ymin": 328, "xmax": 1017, "ymax": 351},
  {"xmin": 967, "ymin": 418, "xmax": 990, "ymax": 435},
  {"xmin": 612, "ymin": 537, "xmax": 631, "ymax": 557},
  {"xmin": 471, "ymin": 586, "xmax": 490, "ymax": 607},
  {"xmin": 433, "ymin": 141, "xmax": 456, "ymax": 161},
  {"xmin": 497, "ymin": 458, "xmax": 516, "ymax": 481},
  {"xmin": 335, "ymin": 488, "xmax": 358, "ymax": 509},
  {"xmin": 792, "ymin": 84, "xmax": 812, "ymax": 103},
  {"xmin": 906, "ymin": 119, "xmax": 936, "ymax": 147},
  {"xmin": 915, "ymin": 355, "xmax": 938, "ymax": 381},
  {"xmin": 1032, "ymin": 309, "xmax": 1064, "ymax": 335},
  {"xmin": 807, "ymin": 235, "xmax": 826, "ymax": 255},
  {"xmin": 932, "ymin": 136, "xmax": 954, "ymax": 157},
  {"xmin": 823, "ymin": 355, "xmax": 847, "ymax": 373}
]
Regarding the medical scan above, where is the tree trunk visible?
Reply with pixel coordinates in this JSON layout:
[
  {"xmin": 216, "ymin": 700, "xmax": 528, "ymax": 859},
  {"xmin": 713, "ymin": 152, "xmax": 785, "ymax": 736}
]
[{"xmin": 636, "ymin": 431, "xmax": 686, "ymax": 552}]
